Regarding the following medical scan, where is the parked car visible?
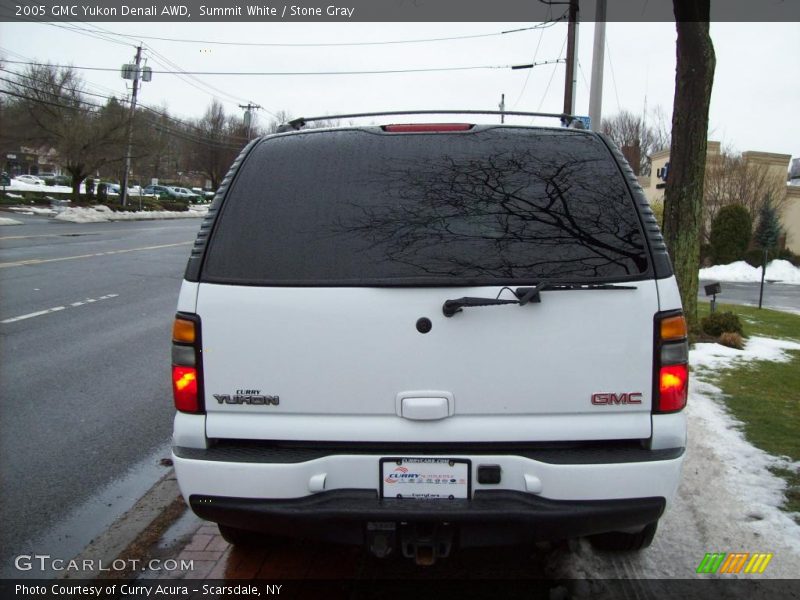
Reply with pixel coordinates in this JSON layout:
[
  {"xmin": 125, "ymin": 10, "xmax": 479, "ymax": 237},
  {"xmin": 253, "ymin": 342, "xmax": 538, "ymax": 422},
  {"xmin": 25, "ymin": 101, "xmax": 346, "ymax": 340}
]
[
  {"xmin": 169, "ymin": 186, "xmax": 202, "ymax": 202},
  {"xmin": 16, "ymin": 174, "xmax": 45, "ymax": 185},
  {"xmin": 143, "ymin": 185, "xmax": 179, "ymax": 199},
  {"xmin": 170, "ymin": 114, "xmax": 688, "ymax": 562}
]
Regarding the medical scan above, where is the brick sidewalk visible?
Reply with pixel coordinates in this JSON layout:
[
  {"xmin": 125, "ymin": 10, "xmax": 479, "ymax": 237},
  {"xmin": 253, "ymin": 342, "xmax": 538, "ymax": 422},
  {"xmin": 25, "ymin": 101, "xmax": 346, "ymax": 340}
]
[
  {"xmin": 143, "ymin": 515, "xmax": 553, "ymax": 580},
  {"xmin": 147, "ymin": 519, "xmax": 366, "ymax": 580}
]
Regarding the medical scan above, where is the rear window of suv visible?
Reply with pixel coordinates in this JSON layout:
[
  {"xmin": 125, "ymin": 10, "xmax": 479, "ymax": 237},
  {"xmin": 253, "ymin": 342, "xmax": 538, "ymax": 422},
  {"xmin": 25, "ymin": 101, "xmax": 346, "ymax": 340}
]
[{"xmin": 202, "ymin": 127, "xmax": 650, "ymax": 286}]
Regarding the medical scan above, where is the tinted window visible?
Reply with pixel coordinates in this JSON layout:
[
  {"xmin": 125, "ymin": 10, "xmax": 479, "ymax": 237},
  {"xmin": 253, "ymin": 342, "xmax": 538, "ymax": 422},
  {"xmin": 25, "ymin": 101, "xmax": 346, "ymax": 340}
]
[{"xmin": 202, "ymin": 127, "xmax": 649, "ymax": 285}]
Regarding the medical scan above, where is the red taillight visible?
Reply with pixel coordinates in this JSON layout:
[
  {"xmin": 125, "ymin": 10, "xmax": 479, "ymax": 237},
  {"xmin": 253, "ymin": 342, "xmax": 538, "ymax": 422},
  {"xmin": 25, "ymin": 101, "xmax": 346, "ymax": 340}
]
[
  {"xmin": 382, "ymin": 123, "xmax": 473, "ymax": 133},
  {"xmin": 654, "ymin": 310, "xmax": 688, "ymax": 414},
  {"xmin": 658, "ymin": 364, "xmax": 688, "ymax": 412},
  {"xmin": 172, "ymin": 365, "xmax": 200, "ymax": 413},
  {"xmin": 172, "ymin": 312, "xmax": 204, "ymax": 414}
]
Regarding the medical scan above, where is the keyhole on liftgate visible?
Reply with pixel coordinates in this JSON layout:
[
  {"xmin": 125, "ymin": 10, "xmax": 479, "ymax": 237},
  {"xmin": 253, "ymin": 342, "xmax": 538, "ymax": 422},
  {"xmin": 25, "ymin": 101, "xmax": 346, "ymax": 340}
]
[{"xmin": 416, "ymin": 318, "xmax": 432, "ymax": 334}]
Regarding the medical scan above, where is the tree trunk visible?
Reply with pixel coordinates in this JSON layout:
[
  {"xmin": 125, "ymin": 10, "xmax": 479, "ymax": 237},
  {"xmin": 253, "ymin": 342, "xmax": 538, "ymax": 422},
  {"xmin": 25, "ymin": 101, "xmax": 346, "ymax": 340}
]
[
  {"xmin": 70, "ymin": 174, "xmax": 85, "ymax": 203},
  {"xmin": 662, "ymin": 0, "xmax": 716, "ymax": 332}
]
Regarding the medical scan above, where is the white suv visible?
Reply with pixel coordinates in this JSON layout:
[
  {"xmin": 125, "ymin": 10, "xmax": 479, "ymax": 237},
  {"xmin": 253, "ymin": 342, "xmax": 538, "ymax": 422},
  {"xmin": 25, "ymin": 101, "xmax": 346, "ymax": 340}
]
[{"xmin": 170, "ymin": 115, "xmax": 688, "ymax": 563}]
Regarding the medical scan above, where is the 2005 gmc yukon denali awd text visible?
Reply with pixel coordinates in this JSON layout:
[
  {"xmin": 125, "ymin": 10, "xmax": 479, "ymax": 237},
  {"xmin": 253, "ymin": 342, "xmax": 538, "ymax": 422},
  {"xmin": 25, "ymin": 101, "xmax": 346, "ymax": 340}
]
[{"xmin": 169, "ymin": 115, "xmax": 688, "ymax": 564}]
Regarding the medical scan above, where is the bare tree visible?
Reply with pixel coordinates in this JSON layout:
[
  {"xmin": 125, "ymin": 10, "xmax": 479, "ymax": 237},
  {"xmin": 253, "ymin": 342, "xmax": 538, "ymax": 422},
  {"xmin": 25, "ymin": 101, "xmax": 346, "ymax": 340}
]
[
  {"xmin": 703, "ymin": 149, "xmax": 787, "ymax": 241},
  {"xmin": 662, "ymin": 0, "xmax": 717, "ymax": 331},
  {"xmin": 601, "ymin": 108, "xmax": 671, "ymax": 176},
  {"xmin": 190, "ymin": 100, "xmax": 248, "ymax": 189},
  {"xmin": 2, "ymin": 64, "xmax": 129, "ymax": 201}
]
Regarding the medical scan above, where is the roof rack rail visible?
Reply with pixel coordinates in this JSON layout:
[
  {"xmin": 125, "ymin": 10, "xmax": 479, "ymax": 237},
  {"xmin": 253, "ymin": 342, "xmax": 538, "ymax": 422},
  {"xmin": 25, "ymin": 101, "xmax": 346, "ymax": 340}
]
[{"xmin": 276, "ymin": 110, "xmax": 579, "ymax": 133}]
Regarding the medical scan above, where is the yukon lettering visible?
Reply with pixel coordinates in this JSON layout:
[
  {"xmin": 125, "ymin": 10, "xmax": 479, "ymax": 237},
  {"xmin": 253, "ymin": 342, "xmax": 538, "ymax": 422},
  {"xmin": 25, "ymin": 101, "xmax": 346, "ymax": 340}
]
[
  {"xmin": 213, "ymin": 394, "xmax": 279, "ymax": 405},
  {"xmin": 591, "ymin": 392, "xmax": 643, "ymax": 405}
]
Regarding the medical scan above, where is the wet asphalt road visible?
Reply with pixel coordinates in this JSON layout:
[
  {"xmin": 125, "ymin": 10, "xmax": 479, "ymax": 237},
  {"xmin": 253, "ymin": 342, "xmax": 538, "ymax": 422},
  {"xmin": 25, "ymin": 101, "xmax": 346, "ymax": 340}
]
[
  {"xmin": 698, "ymin": 279, "xmax": 800, "ymax": 313},
  {"xmin": 0, "ymin": 214, "xmax": 201, "ymax": 576}
]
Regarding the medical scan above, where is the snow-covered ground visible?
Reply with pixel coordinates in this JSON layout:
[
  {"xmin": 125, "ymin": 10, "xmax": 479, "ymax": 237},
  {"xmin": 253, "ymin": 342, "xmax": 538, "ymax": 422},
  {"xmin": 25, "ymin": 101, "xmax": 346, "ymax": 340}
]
[
  {"xmin": 2, "ymin": 204, "xmax": 208, "ymax": 223},
  {"xmin": 700, "ymin": 260, "xmax": 800, "ymax": 284},
  {"xmin": 56, "ymin": 205, "xmax": 208, "ymax": 223},
  {"xmin": 5, "ymin": 179, "xmax": 82, "ymax": 194},
  {"xmin": 0, "ymin": 217, "xmax": 24, "ymax": 226},
  {"xmin": 556, "ymin": 335, "xmax": 800, "ymax": 581},
  {"xmin": 5, "ymin": 206, "xmax": 60, "ymax": 216}
]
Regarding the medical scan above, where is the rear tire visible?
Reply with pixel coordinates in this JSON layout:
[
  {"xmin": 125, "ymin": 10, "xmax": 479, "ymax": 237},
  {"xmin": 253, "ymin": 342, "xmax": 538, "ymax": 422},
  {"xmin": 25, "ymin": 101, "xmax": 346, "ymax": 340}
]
[
  {"xmin": 218, "ymin": 524, "xmax": 278, "ymax": 548},
  {"xmin": 588, "ymin": 521, "xmax": 658, "ymax": 552}
]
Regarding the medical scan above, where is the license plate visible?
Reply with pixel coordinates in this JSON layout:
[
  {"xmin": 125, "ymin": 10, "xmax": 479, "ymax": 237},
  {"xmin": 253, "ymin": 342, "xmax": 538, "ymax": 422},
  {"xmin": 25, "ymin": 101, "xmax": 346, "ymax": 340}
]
[{"xmin": 380, "ymin": 458, "xmax": 470, "ymax": 499}]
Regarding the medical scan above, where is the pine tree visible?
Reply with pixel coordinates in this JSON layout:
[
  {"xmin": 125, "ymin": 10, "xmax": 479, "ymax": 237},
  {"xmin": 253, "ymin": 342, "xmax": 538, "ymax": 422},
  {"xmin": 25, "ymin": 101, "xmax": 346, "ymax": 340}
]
[
  {"xmin": 754, "ymin": 195, "xmax": 781, "ymax": 309},
  {"xmin": 754, "ymin": 196, "xmax": 780, "ymax": 252}
]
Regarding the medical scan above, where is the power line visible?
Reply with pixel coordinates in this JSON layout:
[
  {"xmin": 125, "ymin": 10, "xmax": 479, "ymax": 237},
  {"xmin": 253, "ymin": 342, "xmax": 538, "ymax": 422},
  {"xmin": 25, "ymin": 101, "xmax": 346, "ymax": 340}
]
[
  {"xmin": 0, "ymin": 67, "xmax": 126, "ymax": 103},
  {"xmin": 2, "ymin": 65, "xmax": 252, "ymax": 140},
  {"xmin": 1, "ymin": 59, "xmax": 564, "ymax": 77},
  {"xmin": 0, "ymin": 88, "xmax": 95, "ymax": 111},
  {"xmin": 144, "ymin": 46, "xmax": 267, "ymax": 112},
  {"xmin": 533, "ymin": 34, "xmax": 568, "ymax": 120},
  {"xmin": 605, "ymin": 37, "xmax": 622, "ymax": 113},
  {"xmin": 577, "ymin": 60, "xmax": 591, "ymax": 95},
  {"xmin": 0, "ymin": 8, "xmax": 136, "ymax": 47},
  {"xmin": 511, "ymin": 8, "xmax": 560, "ymax": 109},
  {"xmin": 72, "ymin": 22, "xmax": 273, "ymax": 114},
  {"xmin": 17, "ymin": 22, "xmax": 567, "ymax": 48},
  {"xmin": 0, "ymin": 88, "xmax": 247, "ymax": 150}
]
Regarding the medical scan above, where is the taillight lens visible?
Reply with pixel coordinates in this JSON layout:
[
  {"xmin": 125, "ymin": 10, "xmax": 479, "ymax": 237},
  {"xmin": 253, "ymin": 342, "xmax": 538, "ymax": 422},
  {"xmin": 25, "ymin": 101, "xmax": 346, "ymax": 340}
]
[
  {"xmin": 654, "ymin": 311, "xmax": 688, "ymax": 414},
  {"xmin": 172, "ymin": 313, "xmax": 204, "ymax": 414},
  {"xmin": 173, "ymin": 318, "xmax": 196, "ymax": 343},
  {"xmin": 658, "ymin": 364, "xmax": 688, "ymax": 412},
  {"xmin": 660, "ymin": 315, "xmax": 688, "ymax": 341},
  {"xmin": 172, "ymin": 366, "xmax": 200, "ymax": 412}
]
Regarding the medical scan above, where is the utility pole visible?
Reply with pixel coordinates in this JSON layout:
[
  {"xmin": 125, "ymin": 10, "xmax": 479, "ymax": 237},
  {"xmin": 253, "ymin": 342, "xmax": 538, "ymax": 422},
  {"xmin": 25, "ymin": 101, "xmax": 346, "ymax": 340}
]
[
  {"xmin": 562, "ymin": 0, "xmax": 579, "ymax": 125},
  {"xmin": 120, "ymin": 45, "xmax": 143, "ymax": 208},
  {"xmin": 499, "ymin": 93, "xmax": 505, "ymax": 123},
  {"xmin": 239, "ymin": 103, "xmax": 262, "ymax": 139},
  {"xmin": 588, "ymin": 0, "xmax": 606, "ymax": 131}
]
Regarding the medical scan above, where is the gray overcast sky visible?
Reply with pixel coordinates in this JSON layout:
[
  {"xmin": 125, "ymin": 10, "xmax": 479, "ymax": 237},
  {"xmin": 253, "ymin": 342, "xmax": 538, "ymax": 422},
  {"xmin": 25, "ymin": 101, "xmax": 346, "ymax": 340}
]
[{"xmin": 0, "ymin": 20, "xmax": 798, "ymax": 158}]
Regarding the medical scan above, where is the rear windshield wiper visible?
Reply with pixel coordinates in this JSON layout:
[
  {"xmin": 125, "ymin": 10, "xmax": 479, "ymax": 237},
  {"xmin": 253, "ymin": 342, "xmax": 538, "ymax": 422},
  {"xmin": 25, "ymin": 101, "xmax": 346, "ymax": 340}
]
[{"xmin": 442, "ymin": 282, "xmax": 636, "ymax": 317}]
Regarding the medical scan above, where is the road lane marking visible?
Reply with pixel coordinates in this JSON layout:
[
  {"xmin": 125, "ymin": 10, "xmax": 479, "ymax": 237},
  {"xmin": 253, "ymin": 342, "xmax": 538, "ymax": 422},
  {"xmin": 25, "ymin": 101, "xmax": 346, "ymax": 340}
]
[
  {"xmin": 0, "ymin": 241, "xmax": 193, "ymax": 268},
  {"xmin": 0, "ymin": 225, "xmax": 197, "ymax": 241},
  {"xmin": 0, "ymin": 232, "xmax": 110, "ymax": 240},
  {"xmin": 1, "ymin": 294, "xmax": 119, "ymax": 324}
]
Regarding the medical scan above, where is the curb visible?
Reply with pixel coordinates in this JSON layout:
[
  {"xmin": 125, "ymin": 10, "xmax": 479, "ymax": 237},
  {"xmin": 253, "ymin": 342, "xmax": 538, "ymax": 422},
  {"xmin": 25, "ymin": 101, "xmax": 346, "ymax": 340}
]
[{"xmin": 62, "ymin": 470, "xmax": 186, "ymax": 580}]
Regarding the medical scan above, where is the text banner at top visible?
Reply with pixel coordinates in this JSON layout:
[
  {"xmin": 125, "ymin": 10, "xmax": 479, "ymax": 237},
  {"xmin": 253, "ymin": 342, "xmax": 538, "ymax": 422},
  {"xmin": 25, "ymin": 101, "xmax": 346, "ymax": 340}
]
[{"xmin": 1, "ymin": 0, "xmax": 799, "ymax": 22}]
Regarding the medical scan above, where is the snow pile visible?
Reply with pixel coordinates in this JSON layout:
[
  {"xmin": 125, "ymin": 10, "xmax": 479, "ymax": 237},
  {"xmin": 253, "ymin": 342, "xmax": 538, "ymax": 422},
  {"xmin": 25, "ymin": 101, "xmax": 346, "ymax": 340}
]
[
  {"xmin": 0, "ymin": 217, "xmax": 24, "ymax": 226},
  {"xmin": 690, "ymin": 336, "xmax": 800, "ymax": 553},
  {"xmin": 7, "ymin": 206, "xmax": 58, "ymax": 216},
  {"xmin": 53, "ymin": 206, "xmax": 207, "ymax": 223},
  {"xmin": 5, "ymin": 179, "xmax": 82, "ymax": 194},
  {"xmin": 700, "ymin": 259, "xmax": 800, "ymax": 284},
  {"xmin": 4, "ymin": 192, "xmax": 24, "ymax": 199}
]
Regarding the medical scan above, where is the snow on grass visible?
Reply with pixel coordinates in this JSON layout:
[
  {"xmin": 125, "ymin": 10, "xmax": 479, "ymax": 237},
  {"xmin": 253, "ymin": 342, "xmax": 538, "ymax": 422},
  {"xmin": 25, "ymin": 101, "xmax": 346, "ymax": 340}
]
[
  {"xmin": 689, "ymin": 337, "xmax": 800, "ymax": 553},
  {"xmin": 52, "ymin": 206, "xmax": 208, "ymax": 223},
  {"xmin": 6, "ymin": 206, "xmax": 58, "ymax": 216},
  {"xmin": 700, "ymin": 260, "xmax": 800, "ymax": 284},
  {"xmin": 0, "ymin": 217, "xmax": 24, "ymax": 225}
]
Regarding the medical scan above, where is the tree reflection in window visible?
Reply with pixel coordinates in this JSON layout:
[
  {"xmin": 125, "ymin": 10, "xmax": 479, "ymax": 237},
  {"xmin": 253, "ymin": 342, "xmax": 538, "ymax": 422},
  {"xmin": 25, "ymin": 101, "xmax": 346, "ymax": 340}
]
[{"xmin": 334, "ymin": 132, "xmax": 649, "ymax": 281}]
